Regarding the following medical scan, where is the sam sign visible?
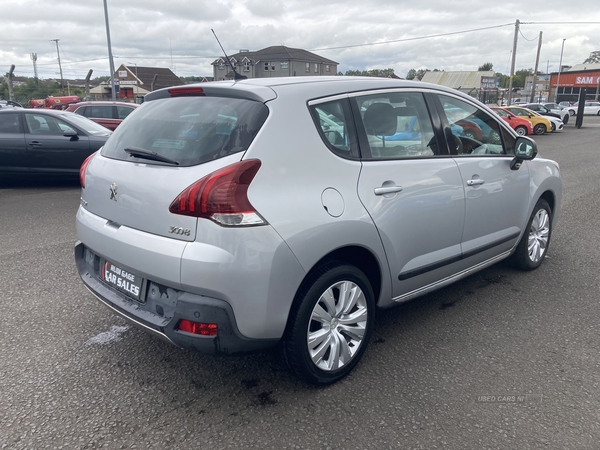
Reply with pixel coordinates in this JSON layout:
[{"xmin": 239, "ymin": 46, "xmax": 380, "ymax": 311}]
[{"xmin": 481, "ymin": 76, "xmax": 499, "ymax": 91}]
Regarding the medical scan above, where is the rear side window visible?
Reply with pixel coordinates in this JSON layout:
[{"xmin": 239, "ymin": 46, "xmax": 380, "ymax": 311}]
[
  {"xmin": 101, "ymin": 97, "xmax": 268, "ymax": 167},
  {"xmin": 309, "ymin": 98, "xmax": 359, "ymax": 158},
  {"xmin": 117, "ymin": 106, "xmax": 135, "ymax": 119},
  {"xmin": 0, "ymin": 113, "xmax": 21, "ymax": 133}
]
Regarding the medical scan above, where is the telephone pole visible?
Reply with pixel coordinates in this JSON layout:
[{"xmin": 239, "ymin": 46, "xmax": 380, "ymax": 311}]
[
  {"xmin": 50, "ymin": 39, "xmax": 64, "ymax": 93},
  {"xmin": 530, "ymin": 32, "xmax": 543, "ymax": 103},
  {"xmin": 103, "ymin": 0, "xmax": 117, "ymax": 101},
  {"xmin": 507, "ymin": 19, "xmax": 520, "ymax": 106}
]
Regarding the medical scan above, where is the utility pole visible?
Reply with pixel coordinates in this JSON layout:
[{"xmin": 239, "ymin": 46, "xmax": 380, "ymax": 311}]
[
  {"xmin": 84, "ymin": 69, "xmax": 93, "ymax": 100},
  {"xmin": 7, "ymin": 65, "xmax": 15, "ymax": 101},
  {"xmin": 530, "ymin": 32, "xmax": 543, "ymax": 103},
  {"xmin": 30, "ymin": 53, "xmax": 39, "ymax": 83},
  {"xmin": 507, "ymin": 19, "xmax": 520, "ymax": 106},
  {"xmin": 50, "ymin": 39, "xmax": 64, "ymax": 93},
  {"xmin": 103, "ymin": 0, "xmax": 116, "ymax": 101},
  {"xmin": 555, "ymin": 39, "xmax": 566, "ymax": 103}
]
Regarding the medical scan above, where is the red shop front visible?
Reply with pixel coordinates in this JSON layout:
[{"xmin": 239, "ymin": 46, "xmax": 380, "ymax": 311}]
[{"xmin": 550, "ymin": 69, "xmax": 600, "ymax": 103}]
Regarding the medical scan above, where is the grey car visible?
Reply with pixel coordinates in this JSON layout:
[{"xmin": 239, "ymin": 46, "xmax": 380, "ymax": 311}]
[
  {"xmin": 0, "ymin": 108, "xmax": 111, "ymax": 178},
  {"xmin": 74, "ymin": 77, "xmax": 562, "ymax": 385}
]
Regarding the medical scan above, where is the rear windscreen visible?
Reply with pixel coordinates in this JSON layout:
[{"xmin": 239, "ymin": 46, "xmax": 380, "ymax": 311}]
[{"xmin": 101, "ymin": 96, "xmax": 268, "ymax": 166}]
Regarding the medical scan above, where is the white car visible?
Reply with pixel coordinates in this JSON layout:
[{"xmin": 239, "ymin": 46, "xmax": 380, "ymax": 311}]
[
  {"xmin": 528, "ymin": 110, "xmax": 564, "ymax": 132},
  {"xmin": 566, "ymin": 101, "xmax": 600, "ymax": 116}
]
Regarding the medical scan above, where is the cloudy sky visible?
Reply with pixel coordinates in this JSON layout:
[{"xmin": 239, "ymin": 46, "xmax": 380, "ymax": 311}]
[{"xmin": 2, "ymin": 0, "xmax": 600, "ymax": 80}]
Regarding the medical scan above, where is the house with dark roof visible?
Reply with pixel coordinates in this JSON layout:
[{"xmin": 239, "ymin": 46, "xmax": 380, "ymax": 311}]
[
  {"xmin": 90, "ymin": 65, "xmax": 184, "ymax": 100},
  {"xmin": 212, "ymin": 46, "xmax": 338, "ymax": 80}
]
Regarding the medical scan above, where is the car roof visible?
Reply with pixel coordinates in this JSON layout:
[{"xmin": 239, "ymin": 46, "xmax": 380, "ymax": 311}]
[
  {"xmin": 69, "ymin": 101, "xmax": 138, "ymax": 107},
  {"xmin": 146, "ymin": 76, "xmax": 471, "ymax": 104}
]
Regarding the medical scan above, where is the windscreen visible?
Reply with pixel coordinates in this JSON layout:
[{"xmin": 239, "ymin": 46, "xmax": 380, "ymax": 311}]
[{"xmin": 101, "ymin": 96, "xmax": 268, "ymax": 166}]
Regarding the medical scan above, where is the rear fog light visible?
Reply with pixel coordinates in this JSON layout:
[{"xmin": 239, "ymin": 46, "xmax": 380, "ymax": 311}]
[{"xmin": 178, "ymin": 320, "xmax": 218, "ymax": 336}]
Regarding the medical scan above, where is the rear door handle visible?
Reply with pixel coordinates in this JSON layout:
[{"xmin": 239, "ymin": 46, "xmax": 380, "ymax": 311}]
[
  {"xmin": 374, "ymin": 185, "xmax": 403, "ymax": 196},
  {"xmin": 467, "ymin": 179, "xmax": 485, "ymax": 186},
  {"xmin": 28, "ymin": 141, "xmax": 42, "ymax": 147}
]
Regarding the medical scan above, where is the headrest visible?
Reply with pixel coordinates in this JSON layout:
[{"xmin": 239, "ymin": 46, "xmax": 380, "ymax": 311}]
[{"xmin": 363, "ymin": 103, "xmax": 396, "ymax": 136}]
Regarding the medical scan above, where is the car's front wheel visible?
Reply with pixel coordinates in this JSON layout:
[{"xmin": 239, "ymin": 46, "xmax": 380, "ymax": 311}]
[
  {"xmin": 515, "ymin": 125, "xmax": 528, "ymax": 136},
  {"xmin": 282, "ymin": 262, "xmax": 375, "ymax": 385},
  {"xmin": 569, "ymin": 109, "xmax": 575, "ymax": 116},
  {"xmin": 511, "ymin": 199, "xmax": 552, "ymax": 271},
  {"xmin": 562, "ymin": 114, "xmax": 569, "ymax": 125},
  {"xmin": 533, "ymin": 124, "xmax": 546, "ymax": 135}
]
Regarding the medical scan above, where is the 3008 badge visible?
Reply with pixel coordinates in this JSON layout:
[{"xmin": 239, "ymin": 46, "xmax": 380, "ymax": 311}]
[{"xmin": 169, "ymin": 226, "xmax": 191, "ymax": 236}]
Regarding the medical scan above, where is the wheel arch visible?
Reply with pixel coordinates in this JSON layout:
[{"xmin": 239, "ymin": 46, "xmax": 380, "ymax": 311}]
[{"xmin": 283, "ymin": 245, "xmax": 383, "ymax": 334}]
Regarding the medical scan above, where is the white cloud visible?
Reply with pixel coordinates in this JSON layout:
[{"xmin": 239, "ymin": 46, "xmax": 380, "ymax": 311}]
[{"xmin": 2, "ymin": 0, "xmax": 599, "ymax": 80}]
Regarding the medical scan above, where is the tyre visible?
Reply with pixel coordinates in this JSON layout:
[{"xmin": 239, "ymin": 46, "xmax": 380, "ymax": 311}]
[
  {"xmin": 569, "ymin": 109, "xmax": 575, "ymax": 116},
  {"xmin": 282, "ymin": 262, "xmax": 375, "ymax": 385},
  {"xmin": 562, "ymin": 114, "xmax": 569, "ymax": 125},
  {"xmin": 533, "ymin": 124, "xmax": 546, "ymax": 135},
  {"xmin": 515, "ymin": 125, "xmax": 527, "ymax": 136},
  {"xmin": 511, "ymin": 199, "xmax": 552, "ymax": 271},
  {"xmin": 490, "ymin": 130, "xmax": 501, "ymax": 144},
  {"xmin": 551, "ymin": 122, "xmax": 556, "ymax": 132}
]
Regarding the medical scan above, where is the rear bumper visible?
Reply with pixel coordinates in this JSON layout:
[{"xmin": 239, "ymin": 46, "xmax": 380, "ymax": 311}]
[{"xmin": 75, "ymin": 241, "xmax": 279, "ymax": 355}]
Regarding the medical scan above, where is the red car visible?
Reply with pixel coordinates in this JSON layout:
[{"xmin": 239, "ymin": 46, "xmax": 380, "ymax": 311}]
[
  {"xmin": 65, "ymin": 101, "xmax": 138, "ymax": 131},
  {"xmin": 489, "ymin": 107, "xmax": 534, "ymax": 136}
]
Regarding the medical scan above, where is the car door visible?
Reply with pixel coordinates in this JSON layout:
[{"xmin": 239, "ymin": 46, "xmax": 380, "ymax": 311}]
[
  {"xmin": 24, "ymin": 112, "xmax": 91, "ymax": 174},
  {"xmin": 436, "ymin": 94, "xmax": 531, "ymax": 269},
  {"xmin": 352, "ymin": 91, "xmax": 466, "ymax": 300},
  {"xmin": 0, "ymin": 111, "xmax": 27, "ymax": 173}
]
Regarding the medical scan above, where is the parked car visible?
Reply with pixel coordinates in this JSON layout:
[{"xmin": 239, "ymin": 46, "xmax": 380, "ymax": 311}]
[
  {"xmin": 66, "ymin": 101, "xmax": 138, "ymax": 130},
  {"xmin": 565, "ymin": 101, "xmax": 600, "ymax": 116},
  {"xmin": 524, "ymin": 103, "xmax": 568, "ymax": 125},
  {"xmin": 0, "ymin": 108, "xmax": 111, "ymax": 178},
  {"xmin": 74, "ymin": 77, "xmax": 562, "ymax": 385},
  {"xmin": 0, "ymin": 100, "xmax": 23, "ymax": 109},
  {"xmin": 542, "ymin": 103, "xmax": 570, "ymax": 124},
  {"xmin": 504, "ymin": 106, "xmax": 553, "ymax": 135},
  {"xmin": 489, "ymin": 107, "xmax": 534, "ymax": 136}
]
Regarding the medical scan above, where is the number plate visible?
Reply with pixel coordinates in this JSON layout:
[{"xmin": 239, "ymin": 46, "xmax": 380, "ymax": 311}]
[{"xmin": 101, "ymin": 261, "xmax": 143, "ymax": 301}]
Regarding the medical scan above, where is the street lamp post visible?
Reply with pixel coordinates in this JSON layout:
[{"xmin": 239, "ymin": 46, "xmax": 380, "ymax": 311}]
[
  {"xmin": 128, "ymin": 62, "xmax": 138, "ymax": 100},
  {"xmin": 103, "ymin": 0, "xmax": 116, "ymax": 101},
  {"xmin": 555, "ymin": 39, "xmax": 566, "ymax": 103}
]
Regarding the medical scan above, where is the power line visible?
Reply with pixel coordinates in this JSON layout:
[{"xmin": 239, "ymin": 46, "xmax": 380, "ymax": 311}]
[{"xmin": 309, "ymin": 23, "xmax": 515, "ymax": 51}]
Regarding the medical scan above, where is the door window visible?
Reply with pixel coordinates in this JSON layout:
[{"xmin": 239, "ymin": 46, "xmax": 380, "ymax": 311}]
[
  {"xmin": 0, "ymin": 113, "xmax": 21, "ymax": 133},
  {"xmin": 117, "ymin": 106, "xmax": 135, "ymax": 119},
  {"xmin": 354, "ymin": 92, "xmax": 439, "ymax": 159},
  {"xmin": 438, "ymin": 95, "xmax": 506, "ymax": 156},
  {"xmin": 89, "ymin": 106, "xmax": 113, "ymax": 119}
]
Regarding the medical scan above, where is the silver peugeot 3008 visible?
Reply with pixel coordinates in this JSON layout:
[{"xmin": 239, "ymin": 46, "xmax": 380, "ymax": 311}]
[{"xmin": 75, "ymin": 77, "xmax": 561, "ymax": 385}]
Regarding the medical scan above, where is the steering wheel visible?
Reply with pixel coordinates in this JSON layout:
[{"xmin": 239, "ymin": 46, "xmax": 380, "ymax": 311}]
[{"xmin": 451, "ymin": 134, "xmax": 464, "ymax": 154}]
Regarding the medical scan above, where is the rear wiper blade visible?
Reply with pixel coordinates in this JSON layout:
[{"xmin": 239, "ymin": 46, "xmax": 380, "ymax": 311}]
[{"xmin": 124, "ymin": 147, "xmax": 179, "ymax": 165}]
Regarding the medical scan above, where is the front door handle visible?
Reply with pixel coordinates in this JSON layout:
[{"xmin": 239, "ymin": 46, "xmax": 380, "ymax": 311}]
[
  {"xmin": 28, "ymin": 141, "xmax": 42, "ymax": 147},
  {"xmin": 467, "ymin": 179, "xmax": 485, "ymax": 186}
]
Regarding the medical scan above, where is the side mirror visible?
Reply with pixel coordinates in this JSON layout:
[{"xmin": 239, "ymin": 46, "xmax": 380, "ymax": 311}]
[
  {"xmin": 63, "ymin": 128, "xmax": 78, "ymax": 138},
  {"xmin": 510, "ymin": 136, "xmax": 537, "ymax": 170}
]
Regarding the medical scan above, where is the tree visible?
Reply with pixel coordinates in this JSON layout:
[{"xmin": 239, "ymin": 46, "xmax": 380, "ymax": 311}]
[
  {"xmin": 495, "ymin": 72, "xmax": 510, "ymax": 89},
  {"xmin": 344, "ymin": 68, "xmax": 396, "ymax": 78},
  {"xmin": 512, "ymin": 68, "xmax": 534, "ymax": 88},
  {"xmin": 405, "ymin": 68, "xmax": 429, "ymax": 81},
  {"xmin": 583, "ymin": 51, "xmax": 600, "ymax": 64},
  {"xmin": 478, "ymin": 62, "xmax": 494, "ymax": 71}
]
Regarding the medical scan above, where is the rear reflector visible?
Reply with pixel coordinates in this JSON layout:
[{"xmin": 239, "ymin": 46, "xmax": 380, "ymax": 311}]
[
  {"xmin": 168, "ymin": 87, "xmax": 205, "ymax": 97},
  {"xmin": 178, "ymin": 320, "xmax": 218, "ymax": 336}
]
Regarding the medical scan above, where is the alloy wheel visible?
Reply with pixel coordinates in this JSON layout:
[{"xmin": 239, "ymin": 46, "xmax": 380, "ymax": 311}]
[
  {"xmin": 307, "ymin": 280, "xmax": 368, "ymax": 371},
  {"xmin": 527, "ymin": 208, "xmax": 550, "ymax": 263}
]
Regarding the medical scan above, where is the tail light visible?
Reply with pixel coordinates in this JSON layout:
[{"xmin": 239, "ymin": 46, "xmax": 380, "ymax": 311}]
[
  {"xmin": 80, "ymin": 151, "xmax": 97, "ymax": 188},
  {"xmin": 169, "ymin": 159, "xmax": 266, "ymax": 227}
]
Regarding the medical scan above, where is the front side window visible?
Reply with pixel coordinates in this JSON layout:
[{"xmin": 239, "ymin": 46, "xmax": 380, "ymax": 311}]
[
  {"xmin": 25, "ymin": 114, "xmax": 73, "ymax": 135},
  {"xmin": 89, "ymin": 106, "xmax": 113, "ymax": 119},
  {"xmin": 102, "ymin": 96, "xmax": 268, "ymax": 167},
  {"xmin": 309, "ymin": 98, "xmax": 358, "ymax": 158},
  {"xmin": 438, "ymin": 95, "xmax": 507, "ymax": 156},
  {"xmin": 355, "ymin": 92, "xmax": 439, "ymax": 159},
  {"xmin": 0, "ymin": 113, "xmax": 21, "ymax": 133}
]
